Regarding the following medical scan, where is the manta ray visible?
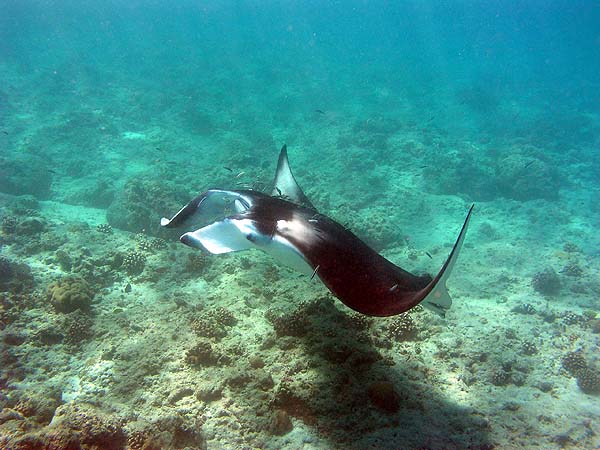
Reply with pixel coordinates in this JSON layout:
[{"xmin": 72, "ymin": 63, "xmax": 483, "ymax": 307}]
[{"xmin": 161, "ymin": 145, "xmax": 473, "ymax": 317}]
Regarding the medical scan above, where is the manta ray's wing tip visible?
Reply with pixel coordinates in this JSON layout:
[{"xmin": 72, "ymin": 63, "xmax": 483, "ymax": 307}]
[
  {"xmin": 421, "ymin": 203, "xmax": 474, "ymax": 316},
  {"xmin": 271, "ymin": 144, "xmax": 316, "ymax": 210}
]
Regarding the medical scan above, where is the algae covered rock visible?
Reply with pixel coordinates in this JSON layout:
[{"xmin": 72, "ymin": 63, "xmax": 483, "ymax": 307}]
[
  {"xmin": 47, "ymin": 277, "xmax": 94, "ymax": 313},
  {"xmin": 0, "ymin": 257, "xmax": 34, "ymax": 292},
  {"xmin": 46, "ymin": 403, "xmax": 126, "ymax": 448},
  {"xmin": 106, "ymin": 175, "xmax": 189, "ymax": 234},
  {"xmin": 16, "ymin": 217, "xmax": 47, "ymax": 236},
  {"xmin": 495, "ymin": 154, "xmax": 559, "ymax": 201},
  {"xmin": 269, "ymin": 409, "xmax": 293, "ymax": 435},
  {"xmin": 0, "ymin": 155, "xmax": 53, "ymax": 199}
]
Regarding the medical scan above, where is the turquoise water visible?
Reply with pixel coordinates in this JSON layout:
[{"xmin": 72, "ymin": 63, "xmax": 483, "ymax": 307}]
[{"xmin": 1, "ymin": 2, "xmax": 599, "ymax": 449}]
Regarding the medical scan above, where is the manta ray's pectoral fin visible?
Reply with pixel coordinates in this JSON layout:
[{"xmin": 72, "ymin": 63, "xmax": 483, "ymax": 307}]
[
  {"xmin": 421, "ymin": 204, "xmax": 474, "ymax": 316},
  {"xmin": 160, "ymin": 189, "xmax": 253, "ymax": 229},
  {"xmin": 271, "ymin": 145, "xmax": 316, "ymax": 211}
]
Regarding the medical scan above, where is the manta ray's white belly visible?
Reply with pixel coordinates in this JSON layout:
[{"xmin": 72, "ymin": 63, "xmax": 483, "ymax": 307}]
[{"xmin": 181, "ymin": 217, "xmax": 314, "ymax": 276}]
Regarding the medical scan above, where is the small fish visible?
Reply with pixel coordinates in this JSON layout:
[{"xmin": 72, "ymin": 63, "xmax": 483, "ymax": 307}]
[
  {"xmin": 47, "ymin": 169, "xmax": 57, "ymax": 174},
  {"xmin": 425, "ymin": 251, "xmax": 433, "ymax": 259},
  {"xmin": 311, "ymin": 264, "xmax": 320, "ymax": 280},
  {"xmin": 2, "ymin": 131, "xmax": 8, "ymax": 135},
  {"xmin": 524, "ymin": 161, "xmax": 534, "ymax": 169},
  {"xmin": 389, "ymin": 284, "xmax": 399, "ymax": 292},
  {"xmin": 223, "ymin": 166, "xmax": 233, "ymax": 172},
  {"xmin": 315, "ymin": 109, "xmax": 325, "ymax": 115},
  {"xmin": 235, "ymin": 171, "xmax": 245, "ymax": 178}
]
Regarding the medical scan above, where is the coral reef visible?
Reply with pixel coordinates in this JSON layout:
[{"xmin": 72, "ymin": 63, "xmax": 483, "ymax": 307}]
[
  {"xmin": 532, "ymin": 268, "xmax": 561, "ymax": 296},
  {"xmin": 96, "ymin": 223, "xmax": 113, "ymax": 234},
  {"xmin": 347, "ymin": 312, "xmax": 372, "ymax": 331},
  {"xmin": 423, "ymin": 149, "xmax": 496, "ymax": 200},
  {"xmin": 512, "ymin": 303, "xmax": 536, "ymax": 315},
  {"xmin": 210, "ymin": 306, "xmax": 237, "ymax": 326},
  {"xmin": 63, "ymin": 311, "xmax": 94, "ymax": 348},
  {"xmin": 0, "ymin": 258, "xmax": 13, "ymax": 284},
  {"xmin": 490, "ymin": 369, "xmax": 512, "ymax": 387},
  {"xmin": 0, "ymin": 292, "xmax": 38, "ymax": 330},
  {"xmin": 47, "ymin": 277, "xmax": 94, "ymax": 313},
  {"xmin": 489, "ymin": 360, "xmax": 529, "ymax": 387},
  {"xmin": 1, "ymin": 216, "xmax": 18, "ymax": 235},
  {"xmin": 576, "ymin": 368, "xmax": 600, "ymax": 395},
  {"xmin": 16, "ymin": 217, "xmax": 46, "ymax": 236},
  {"xmin": 190, "ymin": 316, "xmax": 227, "ymax": 340},
  {"xmin": 190, "ymin": 307, "xmax": 237, "ymax": 340},
  {"xmin": 561, "ymin": 262, "xmax": 583, "ymax": 277},
  {"xmin": 387, "ymin": 313, "xmax": 418, "ymax": 341},
  {"xmin": 0, "ymin": 257, "xmax": 34, "ymax": 293},
  {"xmin": 560, "ymin": 351, "xmax": 599, "ymax": 394},
  {"xmin": 0, "ymin": 402, "xmax": 124, "ymax": 449},
  {"xmin": 121, "ymin": 250, "xmax": 147, "ymax": 276},
  {"xmin": 344, "ymin": 205, "xmax": 404, "ymax": 250},
  {"xmin": 562, "ymin": 242, "xmax": 580, "ymax": 253},
  {"xmin": 521, "ymin": 341, "xmax": 538, "ymax": 356},
  {"xmin": 561, "ymin": 352, "xmax": 587, "ymax": 376},
  {"xmin": 186, "ymin": 253, "xmax": 209, "ymax": 274},
  {"xmin": 495, "ymin": 154, "xmax": 560, "ymax": 201},
  {"xmin": 133, "ymin": 233, "xmax": 166, "ymax": 252},
  {"xmin": 47, "ymin": 403, "xmax": 126, "ymax": 448},
  {"xmin": 562, "ymin": 311, "xmax": 581, "ymax": 325},
  {"xmin": 266, "ymin": 308, "xmax": 309, "ymax": 338},
  {"xmin": 185, "ymin": 339, "xmax": 229, "ymax": 366}
]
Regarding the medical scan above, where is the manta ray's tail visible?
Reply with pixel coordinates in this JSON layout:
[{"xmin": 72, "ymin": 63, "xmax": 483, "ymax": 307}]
[{"xmin": 420, "ymin": 204, "xmax": 474, "ymax": 316}]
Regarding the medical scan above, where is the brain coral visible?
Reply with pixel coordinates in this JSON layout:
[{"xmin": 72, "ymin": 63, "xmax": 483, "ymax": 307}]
[{"xmin": 47, "ymin": 277, "xmax": 94, "ymax": 313}]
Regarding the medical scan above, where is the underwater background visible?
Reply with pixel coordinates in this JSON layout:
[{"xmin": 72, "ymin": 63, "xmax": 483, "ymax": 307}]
[{"xmin": 1, "ymin": 1, "xmax": 599, "ymax": 448}]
